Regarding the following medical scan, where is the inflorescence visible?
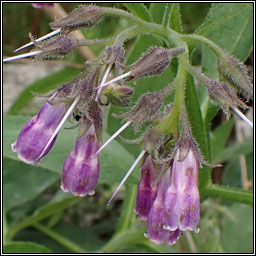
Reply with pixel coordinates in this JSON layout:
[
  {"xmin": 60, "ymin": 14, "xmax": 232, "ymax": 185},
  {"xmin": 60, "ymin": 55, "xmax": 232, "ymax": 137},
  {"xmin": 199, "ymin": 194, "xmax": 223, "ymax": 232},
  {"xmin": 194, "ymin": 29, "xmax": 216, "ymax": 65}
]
[{"xmin": 5, "ymin": 4, "xmax": 253, "ymax": 246}]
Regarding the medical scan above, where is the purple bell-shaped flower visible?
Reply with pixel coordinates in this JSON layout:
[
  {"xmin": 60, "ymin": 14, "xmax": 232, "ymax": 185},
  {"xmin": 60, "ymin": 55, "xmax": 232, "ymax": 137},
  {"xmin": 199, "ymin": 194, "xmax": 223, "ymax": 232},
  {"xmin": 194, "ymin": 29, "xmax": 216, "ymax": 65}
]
[
  {"xmin": 146, "ymin": 168, "xmax": 181, "ymax": 245},
  {"xmin": 163, "ymin": 149, "xmax": 200, "ymax": 232},
  {"xmin": 12, "ymin": 99, "xmax": 67, "ymax": 164},
  {"xmin": 61, "ymin": 118, "xmax": 100, "ymax": 197},
  {"xmin": 134, "ymin": 154, "xmax": 158, "ymax": 221}
]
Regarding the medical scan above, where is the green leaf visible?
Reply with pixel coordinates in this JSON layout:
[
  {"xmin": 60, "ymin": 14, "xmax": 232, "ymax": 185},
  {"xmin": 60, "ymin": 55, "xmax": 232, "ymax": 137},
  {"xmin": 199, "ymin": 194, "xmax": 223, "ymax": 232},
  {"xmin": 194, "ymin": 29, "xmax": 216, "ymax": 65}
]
[
  {"xmin": 3, "ymin": 157, "xmax": 58, "ymax": 211},
  {"xmin": 3, "ymin": 115, "xmax": 137, "ymax": 185},
  {"xmin": 169, "ymin": 3, "xmax": 183, "ymax": 33},
  {"xmin": 123, "ymin": 3, "xmax": 153, "ymax": 22},
  {"xmin": 3, "ymin": 241, "xmax": 52, "ymax": 253},
  {"xmin": 7, "ymin": 191, "xmax": 81, "ymax": 239},
  {"xmin": 213, "ymin": 137, "xmax": 253, "ymax": 164},
  {"xmin": 221, "ymin": 204, "xmax": 253, "ymax": 253},
  {"xmin": 149, "ymin": 3, "xmax": 166, "ymax": 24},
  {"xmin": 196, "ymin": 3, "xmax": 253, "ymax": 61},
  {"xmin": 51, "ymin": 222, "xmax": 104, "ymax": 252},
  {"xmin": 3, "ymin": 205, "xmax": 7, "ymax": 245},
  {"xmin": 186, "ymin": 75, "xmax": 209, "ymax": 160},
  {"xmin": 9, "ymin": 67, "xmax": 81, "ymax": 115},
  {"xmin": 210, "ymin": 119, "xmax": 234, "ymax": 161},
  {"xmin": 33, "ymin": 223, "xmax": 87, "ymax": 253},
  {"xmin": 222, "ymin": 153, "xmax": 253, "ymax": 188},
  {"xmin": 185, "ymin": 74, "xmax": 211, "ymax": 193}
]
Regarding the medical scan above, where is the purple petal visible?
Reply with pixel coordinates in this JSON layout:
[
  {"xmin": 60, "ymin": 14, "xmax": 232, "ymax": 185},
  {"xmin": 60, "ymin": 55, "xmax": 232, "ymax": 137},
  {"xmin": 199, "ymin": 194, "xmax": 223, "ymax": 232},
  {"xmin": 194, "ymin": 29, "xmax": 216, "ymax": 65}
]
[
  {"xmin": 164, "ymin": 149, "xmax": 200, "ymax": 231},
  {"xmin": 178, "ymin": 192, "xmax": 200, "ymax": 231},
  {"xmin": 61, "ymin": 124, "xmax": 100, "ymax": 196},
  {"xmin": 165, "ymin": 229, "xmax": 181, "ymax": 246},
  {"xmin": 12, "ymin": 101, "xmax": 66, "ymax": 164},
  {"xmin": 135, "ymin": 154, "xmax": 158, "ymax": 220},
  {"xmin": 146, "ymin": 168, "xmax": 171, "ymax": 243}
]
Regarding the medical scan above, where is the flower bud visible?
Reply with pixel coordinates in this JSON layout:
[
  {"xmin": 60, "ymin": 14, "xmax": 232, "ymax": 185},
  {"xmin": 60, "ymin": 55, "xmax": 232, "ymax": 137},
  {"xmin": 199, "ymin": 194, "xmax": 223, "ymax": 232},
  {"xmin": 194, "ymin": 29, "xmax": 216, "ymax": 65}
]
[
  {"xmin": 218, "ymin": 54, "xmax": 253, "ymax": 99},
  {"xmin": 122, "ymin": 47, "xmax": 185, "ymax": 82},
  {"xmin": 105, "ymin": 45, "xmax": 125, "ymax": 66},
  {"xmin": 50, "ymin": 5, "xmax": 103, "ymax": 32},
  {"xmin": 87, "ymin": 100, "xmax": 102, "ymax": 142},
  {"xmin": 11, "ymin": 100, "xmax": 66, "ymax": 164},
  {"xmin": 135, "ymin": 154, "xmax": 158, "ymax": 221},
  {"xmin": 164, "ymin": 149, "xmax": 200, "ymax": 232},
  {"xmin": 30, "ymin": 34, "xmax": 78, "ymax": 60},
  {"xmin": 102, "ymin": 82, "xmax": 133, "ymax": 107},
  {"xmin": 115, "ymin": 87, "xmax": 168, "ymax": 131},
  {"xmin": 61, "ymin": 120, "xmax": 100, "ymax": 196},
  {"xmin": 205, "ymin": 80, "xmax": 248, "ymax": 118}
]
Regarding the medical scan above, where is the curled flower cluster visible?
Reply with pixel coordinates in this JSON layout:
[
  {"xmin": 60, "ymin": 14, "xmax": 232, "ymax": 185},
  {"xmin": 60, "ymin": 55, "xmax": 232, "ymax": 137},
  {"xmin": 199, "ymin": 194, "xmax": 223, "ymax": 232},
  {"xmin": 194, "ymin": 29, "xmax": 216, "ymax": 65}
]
[{"xmin": 5, "ymin": 4, "xmax": 253, "ymax": 247}]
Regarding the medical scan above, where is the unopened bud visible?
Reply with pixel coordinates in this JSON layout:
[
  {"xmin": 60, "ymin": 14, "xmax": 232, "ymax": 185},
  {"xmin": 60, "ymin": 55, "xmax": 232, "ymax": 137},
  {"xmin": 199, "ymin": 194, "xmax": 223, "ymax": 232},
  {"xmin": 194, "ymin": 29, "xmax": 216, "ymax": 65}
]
[
  {"xmin": 30, "ymin": 34, "xmax": 78, "ymax": 60},
  {"xmin": 105, "ymin": 45, "xmax": 125, "ymax": 66},
  {"xmin": 206, "ymin": 80, "xmax": 248, "ymax": 118},
  {"xmin": 102, "ymin": 83, "xmax": 133, "ymax": 106},
  {"xmin": 122, "ymin": 47, "xmax": 185, "ymax": 82},
  {"xmin": 115, "ymin": 88, "xmax": 168, "ymax": 131},
  {"xmin": 105, "ymin": 45, "xmax": 126, "ymax": 77},
  {"xmin": 218, "ymin": 54, "xmax": 253, "ymax": 99},
  {"xmin": 50, "ymin": 5, "xmax": 103, "ymax": 32}
]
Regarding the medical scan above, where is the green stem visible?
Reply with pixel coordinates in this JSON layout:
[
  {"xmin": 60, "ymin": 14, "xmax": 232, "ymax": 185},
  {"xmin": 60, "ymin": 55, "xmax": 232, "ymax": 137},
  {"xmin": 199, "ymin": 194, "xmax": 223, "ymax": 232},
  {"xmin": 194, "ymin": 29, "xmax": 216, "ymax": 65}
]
[
  {"xmin": 181, "ymin": 34, "xmax": 225, "ymax": 57},
  {"xmin": 156, "ymin": 53, "xmax": 188, "ymax": 137},
  {"xmin": 102, "ymin": 7, "xmax": 149, "ymax": 26},
  {"xmin": 186, "ymin": 62, "xmax": 211, "ymax": 85},
  {"xmin": 115, "ymin": 184, "xmax": 137, "ymax": 234},
  {"xmin": 32, "ymin": 223, "xmax": 86, "ymax": 253},
  {"xmin": 77, "ymin": 37, "xmax": 116, "ymax": 47},
  {"xmin": 115, "ymin": 25, "xmax": 149, "ymax": 45},
  {"xmin": 205, "ymin": 184, "xmax": 253, "ymax": 205},
  {"xmin": 100, "ymin": 229, "xmax": 145, "ymax": 253}
]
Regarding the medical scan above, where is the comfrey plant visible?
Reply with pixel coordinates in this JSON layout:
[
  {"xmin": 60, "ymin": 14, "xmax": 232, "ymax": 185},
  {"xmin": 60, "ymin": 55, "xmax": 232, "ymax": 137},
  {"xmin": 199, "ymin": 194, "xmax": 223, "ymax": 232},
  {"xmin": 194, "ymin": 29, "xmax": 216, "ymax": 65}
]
[{"xmin": 4, "ymin": 3, "xmax": 253, "ymax": 250}]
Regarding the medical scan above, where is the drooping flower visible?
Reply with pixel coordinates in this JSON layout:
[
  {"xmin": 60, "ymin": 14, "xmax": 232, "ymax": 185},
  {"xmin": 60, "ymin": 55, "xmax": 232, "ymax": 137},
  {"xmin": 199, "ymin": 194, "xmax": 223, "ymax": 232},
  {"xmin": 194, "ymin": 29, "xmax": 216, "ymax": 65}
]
[
  {"xmin": 11, "ymin": 68, "xmax": 99, "ymax": 165},
  {"xmin": 61, "ymin": 117, "xmax": 100, "ymax": 196},
  {"xmin": 146, "ymin": 168, "xmax": 181, "ymax": 245},
  {"xmin": 134, "ymin": 154, "xmax": 158, "ymax": 221},
  {"xmin": 11, "ymin": 96, "xmax": 67, "ymax": 164},
  {"xmin": 163, "ymin": 148, "xmax": 200, "ymax": 232}
]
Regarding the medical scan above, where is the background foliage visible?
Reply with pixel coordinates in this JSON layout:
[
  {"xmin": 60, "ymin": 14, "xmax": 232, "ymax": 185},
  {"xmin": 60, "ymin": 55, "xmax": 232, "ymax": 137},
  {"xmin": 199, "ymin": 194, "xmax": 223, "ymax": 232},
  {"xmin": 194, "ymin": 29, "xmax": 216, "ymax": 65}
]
[{"xmin": 3, "ymin": 3, "xmax": 253, "ymax": 253}]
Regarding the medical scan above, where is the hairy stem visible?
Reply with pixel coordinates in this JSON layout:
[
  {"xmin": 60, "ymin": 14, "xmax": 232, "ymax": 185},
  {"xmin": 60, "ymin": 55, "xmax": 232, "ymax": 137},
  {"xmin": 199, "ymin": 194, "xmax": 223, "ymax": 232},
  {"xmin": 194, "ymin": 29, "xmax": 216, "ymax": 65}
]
[{"xmin": 204, "ymin": 184, "xmax": 253, "ymax": 205}]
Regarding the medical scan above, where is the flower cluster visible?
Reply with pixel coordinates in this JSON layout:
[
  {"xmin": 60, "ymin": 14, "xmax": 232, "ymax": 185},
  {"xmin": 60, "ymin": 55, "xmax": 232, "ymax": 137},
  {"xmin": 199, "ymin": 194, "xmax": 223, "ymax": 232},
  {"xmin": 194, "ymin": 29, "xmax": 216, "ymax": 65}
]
[{"xmin": 5, "ymin": 4, "xmax": 253, "ymax": 247}]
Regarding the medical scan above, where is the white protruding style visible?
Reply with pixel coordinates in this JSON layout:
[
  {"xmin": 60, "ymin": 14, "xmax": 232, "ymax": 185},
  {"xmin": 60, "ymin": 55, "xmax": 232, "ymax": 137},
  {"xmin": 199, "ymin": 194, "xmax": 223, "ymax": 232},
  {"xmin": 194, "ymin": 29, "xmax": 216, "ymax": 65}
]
[
  {"xmin": 96, "ymin": 120, "xmax": 132, "ymax": 155},
  {"xmin": 37, "ymin": 96, "xmax": 80, "ymax": 161},
  {"xmin": 232, "ymin": 107, "xmax": 253, "ymax": 128},
  {"xmin": 107, "ymin": 150, "xmax": 146, "ymax": 205},
  {"xmin": 14, "ymin": 29, "xmax": 62, "ymax": 53},
  {"xmin": 95, "ymin": 64, "xmax": 112, "ymax": 101},
  {"xmin": 98, "ymin": 71, "xmax": 131, "ymax": 90},
  {"xmin": 3, "ymin": 50, "xmax": 42, "ymax": 63}
]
